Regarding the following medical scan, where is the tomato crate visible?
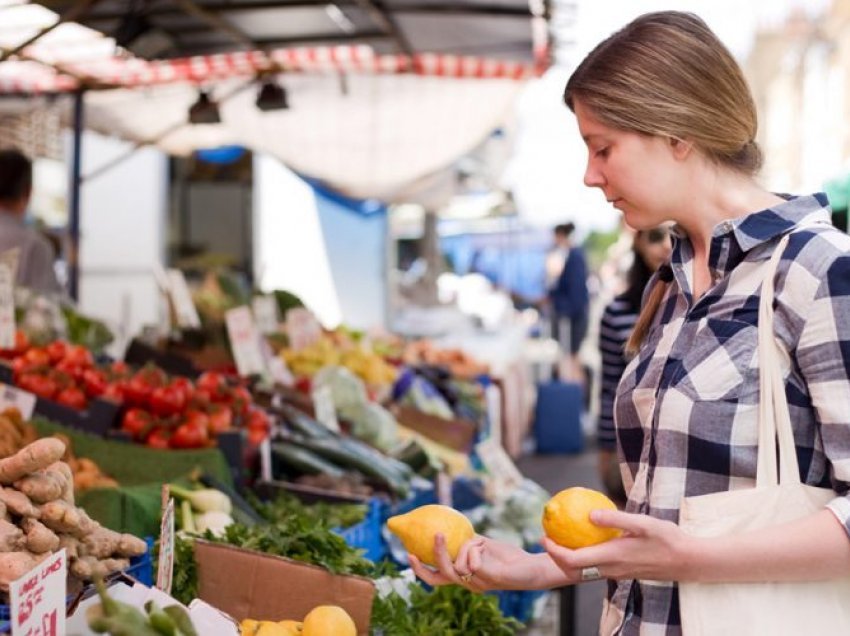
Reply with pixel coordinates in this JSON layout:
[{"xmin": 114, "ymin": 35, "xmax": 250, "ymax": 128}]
[{"xmin": 334, "ymin": 497, "xmax": 387, "ymax": 562}]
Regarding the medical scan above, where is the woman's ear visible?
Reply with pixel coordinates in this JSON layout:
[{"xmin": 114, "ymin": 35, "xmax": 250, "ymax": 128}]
[{"xmin": 668, "ymin": 137, "xmax": 693, "ymax": 161}]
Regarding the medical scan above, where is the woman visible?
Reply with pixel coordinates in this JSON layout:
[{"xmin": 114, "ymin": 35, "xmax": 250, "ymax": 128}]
[
  {"xmin": 597, "ymin": 227, "xmax": 672, "ymax": 506},
  {"xmin": 408, "ymin": 11, "xmax": 850, "ymax": 634}
]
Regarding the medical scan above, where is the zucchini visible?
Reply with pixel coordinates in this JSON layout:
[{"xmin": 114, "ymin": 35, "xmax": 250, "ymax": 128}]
[
  {"xmin": 338, "ymin": 437, "xmax": 415, "ymax": 480},
  {"xmin": 275, "ymin": 403, "xmax": 333, "ymax": 439},
  {"xmin": 288, "ymin": 435, "xmax": 410, "ymax": 497},
  {"xmin": 271, "ymin": 442, "xmax": 345, "ymax": 479}
]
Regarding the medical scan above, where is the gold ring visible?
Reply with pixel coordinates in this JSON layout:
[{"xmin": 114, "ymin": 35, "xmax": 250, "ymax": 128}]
[{"xmin": 460, "ymin": 573, "xmax": 473, "ymax": 583}]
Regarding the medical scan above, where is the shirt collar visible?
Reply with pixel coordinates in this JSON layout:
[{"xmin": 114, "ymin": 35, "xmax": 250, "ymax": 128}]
[{"xmin": 670, "ymin": 192, "xmax": 832, "ymax": 251}]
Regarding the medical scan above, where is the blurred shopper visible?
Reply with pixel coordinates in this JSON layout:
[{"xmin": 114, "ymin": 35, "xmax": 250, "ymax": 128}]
[
  {"xmin": 409, "ymin": 11, "xmax": 850, "ymax": 635},
  {"xmin": 597, "ymin": 226, "xmax": 672, "ymax": 506},
  {"xmin": 546, "ymin": 222, "xmax": 589, "ymax": 380},
  {"xmin": 0, "ymin": 149, "xmax": 61, "ymax": 294}
]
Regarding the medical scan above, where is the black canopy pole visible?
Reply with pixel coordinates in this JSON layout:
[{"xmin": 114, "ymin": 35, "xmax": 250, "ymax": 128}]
[{"xmin": 68, "ymin": 88, "xmax": 85, "ymax": 302}]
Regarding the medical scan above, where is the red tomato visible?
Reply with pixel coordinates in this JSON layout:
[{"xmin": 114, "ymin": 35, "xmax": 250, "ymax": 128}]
[
  {"xmin": 82, "ymin": 369, "xmax": 107, "ymax": 398},
  {"xmin": 124, "ymin": 375, "xmax": 155, "ymax": 407},
  {"xmin": 101, "ymin": 382, "xmax": 126, "ymax": 404},
  {"xmin": 62, "ymin": 344, "xmax": 94, "ymax": 368},
  {"xmin": 184, "ymin": 409, "xmax": 210, "ymax": 432},
  {"xmin": 121, "ymin": 408, "xmax": 154, "ymax": 440},
  {"xmin": 22, "ymin": 348, "xmax": 50, "ymax": 368},
  {"xmin": 247, "ymin": 427, "xmax": 268, "ymax": 446},
  {"xmin": 197, "ymin": 372, "xmax": 230, "ymax": 402},
  {"xmin": 16, "ymin": 373, "xmax": 57, "ymax": 400},
  {"xmin": 109, "ymin": 361, "xmax": 130, "ymax": 377},
  {"xmin": 55, "ymin": 387, "xmax": 87, "ymax": 410},
  {"xmin": 189, "ymin": 388, "xmax": 212, "ymax": 409},
  {"xmin": 246, "ymin": 407, "xmax": 271, "ymax": 432},
  {"xmin": 145, "ymin": 427, "xmax": 171, "ymax": 450},
  {"xmin": 169, "ymin": 421, "xmax": 209, "ymax": 449},
  {"xmin": 45, "ymin": 340, "xmax": 67, "ymax": 364},
  {"xmin": 231, "ymin": 385, "xmax": 253, "ymax": 416},
  {"xmin": 170, "ymin": 377, "xmax": 195, "ymax": 404},
  {"xmin": 207, "ymin": 405, "xmax": 233, "ymax": 435},
  {"xmin": 55, "ymin": 358, "xmax": 86, "ymax": 381},
  {"xmin": 149, "ymin": 385, "xmax": 187, "ymax": 417}
]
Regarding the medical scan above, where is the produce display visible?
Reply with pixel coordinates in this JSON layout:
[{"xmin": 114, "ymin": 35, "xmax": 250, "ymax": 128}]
[
  {"xmin": 387, "ymin": 504, "xmax": 475, "ymax": 567},
  {"xmin": 543, "ymin": 486, "xmax": 621, "ymax": 549},
  {"xmin": 0, "ymin": 438, "xmax": 146, "ymax": 589},
  {"xmin": 280, "ymin": 336, "xmax": 397, "ymax": 388},
  {"xmin": 401, "ymin": 340, "xmax": 489, "ymax": 378}
]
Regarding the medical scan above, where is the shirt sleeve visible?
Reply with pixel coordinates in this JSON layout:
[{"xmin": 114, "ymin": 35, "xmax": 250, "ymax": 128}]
[
  {"xmin": 597, "ymin": 303, "xmax": 629, "ymax": 452},
  {"xmin": 794, "ymin": 250, "xmax": 850, "ymax": 537}
]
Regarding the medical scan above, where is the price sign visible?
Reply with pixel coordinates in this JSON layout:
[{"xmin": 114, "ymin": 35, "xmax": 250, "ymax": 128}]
[
  {"xmin": 0, "ymin": 248, "xmax": 19, "ymax": 350},
  {"xmin": 475, "ymin": 438, "xmax": 524, "ymax": 501},
  {"xmin": 286, "ymin": 308, "xmax": 322, "ymax": 351},
  {"xmin": 311, "ymin": 385, "xmax": 340, "ymax": 433},
  {"xmin": 167, "ymin": 269, "xmax": 202, "ymax": 329},
  {"xmin": 225, "ymin": 306, "xmax": 268, "ymax": 378},
  {"xmin": 0, "ymin": 383, "xmax": 36, "ymax": 420},
  {"xmin": 251, "ymin": 295, "xmax": 279, "ymax": 335},
  {"xmin": 436, "ymin": 472, "xmax": 453, "ymax": 507},
  {"xmin": 10, "ymin": 549, "xmax": 66, "ymax": 636},
  {"xmin": 156, "ymin": 494, "xmax": 175, "ymax": 595}
]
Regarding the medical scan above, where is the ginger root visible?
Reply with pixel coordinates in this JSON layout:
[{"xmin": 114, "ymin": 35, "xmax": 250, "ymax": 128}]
[
  {"xmin": 0, "ymin": 552, "xmax": 47, "ymax": 590},
  {"xmin": 81, "ymin": 527, "xmax": 147, "ymax": 559},
  {"xmin": 0, "ymin": 487, "xmax": 39, "ymax": 518},
  {"xmin": 39, "ymin": 500, "xmax": 97, "ymax": 538},
  {"xmin": 14, "ymin": 462, "xmax": 72, "ymax": 504},
  {"xmin": 0, "ymin": 519, "xmax": 24, "ymax": 553},
  {"xmin": 21, "ymin": 518, "xmax": 60, "ymax": 554},
  {"xmin": 70, "ymin": 555, "xmax": 130, "ymax": 580},
  {"xmin": 0, "ymin": 438, "xmax": 65, "ymax": 485}
]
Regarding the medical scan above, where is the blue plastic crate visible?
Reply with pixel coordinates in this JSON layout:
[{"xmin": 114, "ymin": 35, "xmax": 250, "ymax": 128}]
[
  {"xmin": 334, "ymin": 498, "xmax": 387, "ymax": 562},
  {"xmin": 124, "ymin": 536, "xmax": 155, "ymax": 586},
  {"xmin": 494, "ymin": 588, "xmax": 548, "ymax": 623}
]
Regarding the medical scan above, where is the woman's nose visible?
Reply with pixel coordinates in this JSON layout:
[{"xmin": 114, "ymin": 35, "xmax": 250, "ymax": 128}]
[{"xmin": 584, "ymin": 160, "xmax": 605, "ymax": 188}]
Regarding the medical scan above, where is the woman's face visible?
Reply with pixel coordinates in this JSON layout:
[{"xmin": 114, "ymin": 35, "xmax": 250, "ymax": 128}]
[
  {"xmin": 635, "ymin": 227, "xmax": 673, "ymax": 272},
  {"xmin": 573, "ymin": 99, "xmax": 687, "ymax": 229}
]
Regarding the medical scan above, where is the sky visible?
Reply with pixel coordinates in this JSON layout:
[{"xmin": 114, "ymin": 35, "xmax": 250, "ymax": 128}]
[{"xmin": 505, "ymin": 0, "xmax": 833, "ymax": 234}]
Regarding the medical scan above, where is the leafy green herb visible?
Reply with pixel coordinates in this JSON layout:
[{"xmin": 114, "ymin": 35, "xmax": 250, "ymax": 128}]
[
  {"xmin": 252, "ymin": 492, "xmax": 367, "ymax": 530},
  {"xmin": 155, "ymin": 534, "xmax": 199, "ymax": 606},
  {"xmin": 371, "ymin": 583, "xmax": 523, "ymax": 635}
]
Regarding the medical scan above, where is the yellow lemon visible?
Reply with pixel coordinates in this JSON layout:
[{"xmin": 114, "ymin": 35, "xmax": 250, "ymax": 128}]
[
  {"xmin": 240, "ymin": 619, "xmax": 260, "ymax": 636},
  {"xmin": 386, "ymin": 504, "xmax": 475, "ymax": 566},
  {"xmin": 255, "ymin": 621, "xmax": 292, "ymax": 636},
  {"xmin": 278, "ymin": 620, "xmax": 303, "ymax": 635},
  {"xmin": 542, "ymin": 487, "xmax": 621, "ymax": 549},
  {"xmin": 301, "ymin": 605, "xmax": 356, "ymax": 636}
]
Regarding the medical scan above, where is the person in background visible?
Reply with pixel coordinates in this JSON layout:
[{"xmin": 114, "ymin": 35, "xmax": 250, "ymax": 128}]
[
  {"xmin": 597, "ymin": 226, "xmax": 672, "ymax": 506},
  {"xmin": 0, "ymin": 149, "xmax": 61, "ymax": 294},
  {"xmin": 409, "ymin": 11, "xmax": 850, "ymax": 635},
  {"xmin": 546, "ymin": 222, "xmax": 589, "ymax": 379}
]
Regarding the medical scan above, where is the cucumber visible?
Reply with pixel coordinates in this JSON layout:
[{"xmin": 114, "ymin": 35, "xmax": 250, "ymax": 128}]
[
  {"xmin": 288, "ymin": 435, "xmax": 410, "ymax": 496},
  {"xmin": 271, "ymin": 442, "xmax": 345, "ymax": 479},
  {"xmin": 276, "ymin": 403, "xmax": 333, "ymax": 439},
  {"xmin": 338, "ymin": 437, "xmax": 415, "ymax": 480}
]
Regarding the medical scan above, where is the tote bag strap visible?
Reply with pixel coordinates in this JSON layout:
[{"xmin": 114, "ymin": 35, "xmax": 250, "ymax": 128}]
[{"xmin": 756, "ymin": 233, "xmax": 801, "ymax": 488}]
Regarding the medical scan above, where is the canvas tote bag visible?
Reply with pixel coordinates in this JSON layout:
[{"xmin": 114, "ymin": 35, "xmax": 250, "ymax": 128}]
[{"xmin": 678, "ymin": 233, "xmax": 850, "ymax": 635}]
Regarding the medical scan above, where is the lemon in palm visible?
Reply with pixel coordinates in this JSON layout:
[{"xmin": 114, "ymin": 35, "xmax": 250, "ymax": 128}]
[
  {"xmin": 543, "ymin": 487, "xmax": 621, "ymax": 549},
  {"xmin": 387, "ymin": 504, "xmax": 475, "ymax": 566}
]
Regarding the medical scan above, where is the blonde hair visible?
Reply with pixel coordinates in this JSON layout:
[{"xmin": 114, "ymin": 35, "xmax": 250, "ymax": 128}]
[{"xmin": 565, "ymin": 11, "xmax": 761, "ymax": 354}]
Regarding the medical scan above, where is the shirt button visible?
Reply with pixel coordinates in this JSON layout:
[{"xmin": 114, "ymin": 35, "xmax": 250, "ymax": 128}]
[{"xmin": 722, "ymin": 221, "xmax": 733, "ymax": 232}]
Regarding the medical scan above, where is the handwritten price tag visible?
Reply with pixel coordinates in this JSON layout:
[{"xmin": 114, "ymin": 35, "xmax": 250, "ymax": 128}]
[
  {"xmin": 475, "ymin": 438, "xmax": 524, "ymax": 501},
  {"xmin": 167, "ymin": 269, "xmax": 201, "ymax": 329},
  {"xmin": 251, "ymin": 295, "xmax": 279, "ymax": 335},
  {"xmin": 286, "ymin": 308, "xmax": 322, "ymax": 351},
  {"xmin": 225, "ymin": 306, "xmax": 268, "ymax": 378},
  {"xmin": 156, "ymin": 495, "xmax": 175, "ymax": 595},
  {"xmin": 0, "ymin": 383, "xmax": 36, "ymax": 420},
  {"xmin": 311, "ymin": 385, "xmax": 340, "ymax": 433},
  {"xmin": 10, "ymin": 549, "xmax": 66, "ymax": 636},
  {"xmin": 0, "ymin": 257, "xmax": 16, "ymax": 350}
]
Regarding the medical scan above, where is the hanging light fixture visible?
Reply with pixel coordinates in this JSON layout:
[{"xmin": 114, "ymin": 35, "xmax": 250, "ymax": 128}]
[
  {"xmin": 255, "ymin": 79, "xmax": 289, "ymax": 111},
  {"xmin": 188, "ymin": 91, "xmax": 221, "ymax": 124}
]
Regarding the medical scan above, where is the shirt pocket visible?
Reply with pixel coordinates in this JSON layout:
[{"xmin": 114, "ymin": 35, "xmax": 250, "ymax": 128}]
[{"xmin": 672, "ymin": 318, "xmax": 758, "ymax": 401}]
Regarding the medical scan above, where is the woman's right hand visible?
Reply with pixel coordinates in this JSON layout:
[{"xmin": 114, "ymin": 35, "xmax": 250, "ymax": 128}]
[{"xmin": 408, "ymin": 534, "xmax": 569, "ymax": 593}]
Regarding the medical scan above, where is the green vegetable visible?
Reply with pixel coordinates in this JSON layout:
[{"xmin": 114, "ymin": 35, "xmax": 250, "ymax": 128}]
[
  {"xmin": 163, "ymin": 605, "xmax": 199, "ymax": 636},
  {"xmin": 180, "ymin": 500, "xmax": 196, "ymax": 534},
  {"xmin": 251, "ymin": 492, "xmax": 367, "ymax": 530},
  {"xmin": 370, "ymin": 582, "xmax": 523, "ymax": 635},
  {"xmin": 195, "ymin": 510, "xmax": 235, "ymax": 535},
  {"xmin": 86, "ymin": 578, "xmax": 162, "ymax": 636},
  {"xmin": 271, "ymin": 442, "xmax": 346, "ymax": 478},
  {"xmin": 145, "ymin": 600, "xmax": 178, "ymax": 636},
  {"xmin": 163, "ymin": 535, "xmax": 199, "ymax": 606},
  {"xmin": 169, "ymin": 485, "xmax": 232, "ymax": 514}
]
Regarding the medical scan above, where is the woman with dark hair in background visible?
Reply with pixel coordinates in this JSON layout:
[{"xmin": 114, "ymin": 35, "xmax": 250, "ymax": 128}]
[{"xmin": 597, "ymin": 226, "xmax": 672, "ymax": 505}]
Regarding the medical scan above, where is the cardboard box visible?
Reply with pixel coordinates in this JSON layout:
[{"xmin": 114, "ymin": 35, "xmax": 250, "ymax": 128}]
[
  {"xmin": 390, "ymin": 404, "xmax": 478, "ymax": 453},
  {"xmin": 194, "ymin": 540, "xmax": 375, "ymax": 634}
]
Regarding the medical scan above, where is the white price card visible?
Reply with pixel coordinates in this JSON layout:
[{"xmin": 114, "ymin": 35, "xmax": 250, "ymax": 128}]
[
  {"xmin": 475, "ymin": 438, "xmax": 524, "ymax": 501},
  {"xmin": 251, "ymin": 295, "xmax": 279, "ymax": 335},
  {"xmin": 167, "ymin": 269, "xmax": 202, "ymax": 329},
  {"xmin": 311, "ymin": 385, "xmax": 340, "ymax": 433},
  {"xmin": 0, "ymin": 248, "xmax": 19, "ymax": 350},
  {"xmin": 285, "ymin": 307, "xmax": 322, "ymax": 351},
  {"xmin": 225, "ymin": 306, "xmax": 268, "ymax": 378},
  {"xmin": 10, "ymin": 548, "xmax": 66, "ymax": 636},
  {"xmin": 0, "ymin": 383, "xmax": 36, "ymax": 420},
  {"xmin": 156, "ymin": 495, "xmax": 175, "ymax": 595}
]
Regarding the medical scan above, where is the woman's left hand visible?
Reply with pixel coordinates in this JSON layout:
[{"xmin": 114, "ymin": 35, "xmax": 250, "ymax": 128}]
[{"xmin": 543, "ymin": 508, "xmax": 697, "ymax": 582}]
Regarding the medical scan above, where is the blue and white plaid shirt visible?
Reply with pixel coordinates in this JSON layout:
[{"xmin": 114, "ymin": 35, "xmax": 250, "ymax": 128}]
[{"xmin": 605, "ymin": 193, "xmax": 850, "ymax": 635}]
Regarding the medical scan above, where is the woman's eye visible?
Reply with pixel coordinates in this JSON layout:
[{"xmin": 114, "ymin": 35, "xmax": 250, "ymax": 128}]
[{"xmin": 595, "ymin": 147, "xmax": 609, "ymax": 158}]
